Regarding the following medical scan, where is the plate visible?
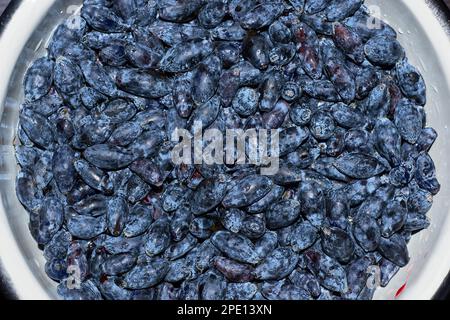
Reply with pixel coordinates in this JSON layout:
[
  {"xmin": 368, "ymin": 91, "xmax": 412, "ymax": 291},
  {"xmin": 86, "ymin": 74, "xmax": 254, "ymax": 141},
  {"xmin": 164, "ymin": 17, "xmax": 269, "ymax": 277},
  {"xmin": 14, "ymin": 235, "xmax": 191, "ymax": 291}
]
[{"xmin": 0, "ymin": 0, "xmax": 449, "ymax": 300}]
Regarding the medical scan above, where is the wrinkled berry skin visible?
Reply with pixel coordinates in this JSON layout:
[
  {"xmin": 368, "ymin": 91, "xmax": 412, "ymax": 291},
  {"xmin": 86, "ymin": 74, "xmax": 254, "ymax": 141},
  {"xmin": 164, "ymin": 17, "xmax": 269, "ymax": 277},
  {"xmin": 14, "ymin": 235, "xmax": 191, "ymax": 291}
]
[
  {"xmin": 415, "ymin": 152, "xmax": 440, "ymax": 195},
  {"xmin": 396, "ymin": 59, "xmax": 427, "ymax": 106},
  {"xmin": 293, "ymin": 22, "xmax": 323, "ymax": 80},
  {"xmin": 333, "ymin": 22, "xmax": 364, "ymax": 64},
  {"xmin": 394, "ymin": 99, "xmax": 423, "ymax": 144},
  {"xmin": 15, "ymin": 0, "xmax": 440, "ymax": 301},
  {"xmin": 213, "ymin": 257, "xmax": 255, "ymax": 282},
  {"xmin": 320, "ymin": 38, "xmax": 356, "ymax": 103}
]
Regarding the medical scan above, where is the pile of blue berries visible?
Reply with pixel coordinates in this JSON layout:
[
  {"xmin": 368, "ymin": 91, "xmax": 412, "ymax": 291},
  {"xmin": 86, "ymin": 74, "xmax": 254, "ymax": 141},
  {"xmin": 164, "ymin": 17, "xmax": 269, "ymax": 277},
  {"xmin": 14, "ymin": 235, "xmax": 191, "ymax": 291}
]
[{"xmin": 15, "ymin": 0, "xmax": 440, "ymax": 300}]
